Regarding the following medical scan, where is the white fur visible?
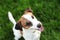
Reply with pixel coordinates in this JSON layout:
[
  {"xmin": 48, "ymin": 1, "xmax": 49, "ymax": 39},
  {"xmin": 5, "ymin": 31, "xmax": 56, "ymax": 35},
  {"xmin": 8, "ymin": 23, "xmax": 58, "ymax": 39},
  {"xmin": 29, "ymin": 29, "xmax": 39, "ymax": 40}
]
[
  {"xmin": 8, "ymin": 12, "xmax": 16, "ymax": 25},
  {"xmin": 8, "ymin": 12, "xmax": 22, "ymax": 40},
  {"xmin": 8, "ymin": 12, "xmax": 42, "ymax": 40}
]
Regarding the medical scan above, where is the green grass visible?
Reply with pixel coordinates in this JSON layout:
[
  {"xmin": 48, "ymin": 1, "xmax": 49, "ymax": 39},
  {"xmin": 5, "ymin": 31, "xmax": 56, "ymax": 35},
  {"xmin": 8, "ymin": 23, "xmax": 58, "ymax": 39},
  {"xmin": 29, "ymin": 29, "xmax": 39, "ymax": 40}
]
[{"xmin": 0, "ymin": 0, "xmax": 60, "ymax": 40}]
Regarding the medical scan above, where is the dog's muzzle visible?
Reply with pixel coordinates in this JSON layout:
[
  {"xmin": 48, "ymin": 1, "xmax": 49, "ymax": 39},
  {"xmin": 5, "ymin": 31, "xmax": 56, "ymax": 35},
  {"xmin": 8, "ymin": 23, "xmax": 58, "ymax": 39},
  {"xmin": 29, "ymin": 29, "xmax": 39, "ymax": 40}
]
[{"xmin": 31, "ymin": 24, "xmax": 44, "ymax": 32}]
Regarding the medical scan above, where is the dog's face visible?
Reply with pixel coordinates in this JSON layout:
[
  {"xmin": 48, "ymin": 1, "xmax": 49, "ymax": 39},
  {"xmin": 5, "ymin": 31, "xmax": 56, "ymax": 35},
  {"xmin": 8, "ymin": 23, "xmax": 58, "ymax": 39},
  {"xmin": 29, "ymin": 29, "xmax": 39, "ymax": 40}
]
[{"xmin": 17, "ymin": 8, "xmax": 44, "ymax": 32}]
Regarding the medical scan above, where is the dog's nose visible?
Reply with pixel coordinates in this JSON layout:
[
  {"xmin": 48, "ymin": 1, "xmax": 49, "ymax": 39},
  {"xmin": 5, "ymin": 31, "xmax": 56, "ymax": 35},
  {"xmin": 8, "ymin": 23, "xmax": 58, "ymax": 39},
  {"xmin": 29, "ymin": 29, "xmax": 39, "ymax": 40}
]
[{"xmin": 37, "ymin": 24, "xmax": 41, "ymax": 28}]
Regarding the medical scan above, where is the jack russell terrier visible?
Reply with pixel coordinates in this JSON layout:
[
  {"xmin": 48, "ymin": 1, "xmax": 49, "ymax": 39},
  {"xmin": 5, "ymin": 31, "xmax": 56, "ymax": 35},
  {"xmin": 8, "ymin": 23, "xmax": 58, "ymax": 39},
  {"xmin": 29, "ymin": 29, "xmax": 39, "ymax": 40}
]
[{"xmin": 8, "ymin": 8, "xmax": 44, "ymax": 40}]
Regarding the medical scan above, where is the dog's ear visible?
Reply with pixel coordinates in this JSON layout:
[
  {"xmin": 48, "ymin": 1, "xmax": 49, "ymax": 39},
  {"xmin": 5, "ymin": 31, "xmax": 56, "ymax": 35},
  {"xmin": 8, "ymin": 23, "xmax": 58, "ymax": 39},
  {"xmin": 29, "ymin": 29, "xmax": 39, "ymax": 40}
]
[{"xmin": 15, "ymin": 21, "xmax": 23, "ymax": 31}]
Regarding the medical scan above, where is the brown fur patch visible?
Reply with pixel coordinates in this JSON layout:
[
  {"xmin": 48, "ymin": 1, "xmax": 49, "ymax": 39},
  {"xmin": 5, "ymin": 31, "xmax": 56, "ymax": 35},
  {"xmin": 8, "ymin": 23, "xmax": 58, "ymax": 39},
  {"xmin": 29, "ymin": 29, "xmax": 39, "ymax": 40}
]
[{"xmin": 18, "ymin": 17, "xmax": 32, "ymax": 29}]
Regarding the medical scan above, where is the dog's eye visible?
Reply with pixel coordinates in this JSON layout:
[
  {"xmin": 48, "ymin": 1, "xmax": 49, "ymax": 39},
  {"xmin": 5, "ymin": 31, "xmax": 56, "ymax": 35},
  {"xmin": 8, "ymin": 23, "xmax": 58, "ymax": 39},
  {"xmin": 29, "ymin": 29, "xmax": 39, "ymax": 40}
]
[
  {"xmin": 26, "ymin": 22, "xmax": 32, "ymax": 26},
  {"xmin": 31, "ymin": 16, "xmax": 34, "ymax": 19}
]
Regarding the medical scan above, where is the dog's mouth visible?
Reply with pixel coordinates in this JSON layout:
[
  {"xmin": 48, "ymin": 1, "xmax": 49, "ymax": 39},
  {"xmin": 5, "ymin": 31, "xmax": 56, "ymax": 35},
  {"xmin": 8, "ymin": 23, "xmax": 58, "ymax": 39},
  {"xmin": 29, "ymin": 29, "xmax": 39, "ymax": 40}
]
[
  {"xmin": 37, "ymin": 27, "xmax": 44, "ymax": 32},
  {"xmin": 31, "ymin": 26, "xmax": 44, "ymax": 32}
]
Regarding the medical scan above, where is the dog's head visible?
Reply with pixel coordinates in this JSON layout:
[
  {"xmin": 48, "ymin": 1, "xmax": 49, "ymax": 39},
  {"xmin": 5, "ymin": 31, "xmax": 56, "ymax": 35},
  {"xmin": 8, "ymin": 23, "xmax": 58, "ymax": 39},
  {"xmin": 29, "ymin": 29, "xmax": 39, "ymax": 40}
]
[{"xmin": 17, "ymin": 8, "xmax": 44, "ymax": 32}]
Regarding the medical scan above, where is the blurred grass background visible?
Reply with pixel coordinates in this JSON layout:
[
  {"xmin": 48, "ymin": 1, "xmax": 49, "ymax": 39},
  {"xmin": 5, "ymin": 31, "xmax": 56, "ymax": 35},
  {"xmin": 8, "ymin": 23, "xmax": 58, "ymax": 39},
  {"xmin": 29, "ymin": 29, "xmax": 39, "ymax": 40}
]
[{"xmin": 0, "ymin": 0, "xmax": 60, "ymax": 40}]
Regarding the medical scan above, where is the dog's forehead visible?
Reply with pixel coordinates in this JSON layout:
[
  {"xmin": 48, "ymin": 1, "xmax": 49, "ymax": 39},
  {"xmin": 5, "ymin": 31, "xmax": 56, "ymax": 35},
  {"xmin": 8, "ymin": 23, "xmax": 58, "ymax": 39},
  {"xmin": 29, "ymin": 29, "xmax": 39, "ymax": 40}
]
[{"xmin": 22, "ymin": 14, "xmax": 32, "ymax": 21}]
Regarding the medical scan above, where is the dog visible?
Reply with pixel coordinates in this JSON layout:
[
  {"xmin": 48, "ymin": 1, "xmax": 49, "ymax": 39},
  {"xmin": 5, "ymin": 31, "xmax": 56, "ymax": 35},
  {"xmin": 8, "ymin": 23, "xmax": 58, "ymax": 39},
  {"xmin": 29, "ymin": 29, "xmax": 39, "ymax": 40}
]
[{"xmin": 8, "ymin": 8, "xmax": 44, "ymax": 40}]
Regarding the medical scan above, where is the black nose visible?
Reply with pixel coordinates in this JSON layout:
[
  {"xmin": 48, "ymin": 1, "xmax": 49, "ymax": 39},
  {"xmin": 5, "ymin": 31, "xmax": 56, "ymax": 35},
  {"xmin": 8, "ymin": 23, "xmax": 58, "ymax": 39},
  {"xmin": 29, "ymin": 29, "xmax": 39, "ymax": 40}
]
[{"xmin": 37, "ymin": 24, "xmax": 41, "ymax": 28}]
